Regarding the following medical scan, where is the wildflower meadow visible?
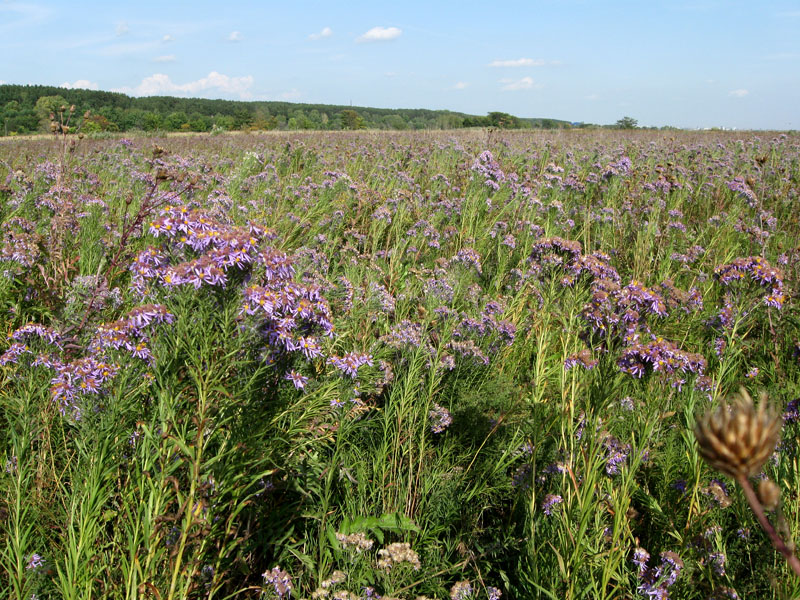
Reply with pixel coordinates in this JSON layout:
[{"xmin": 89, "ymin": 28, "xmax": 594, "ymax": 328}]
[{"xmin": 1, "ymin": 128, "xmax": 799, "ymax": 599}]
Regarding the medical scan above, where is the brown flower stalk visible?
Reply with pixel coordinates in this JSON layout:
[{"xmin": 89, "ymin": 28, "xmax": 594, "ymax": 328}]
[{"xmin": 694, "ymin": 388, "xmax": 800, "ymax": 577}]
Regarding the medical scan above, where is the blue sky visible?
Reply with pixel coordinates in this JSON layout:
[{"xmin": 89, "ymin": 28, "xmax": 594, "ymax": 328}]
[{"xmin": 1, "ymin": 0, "xmax": 799, "ymax": 129}]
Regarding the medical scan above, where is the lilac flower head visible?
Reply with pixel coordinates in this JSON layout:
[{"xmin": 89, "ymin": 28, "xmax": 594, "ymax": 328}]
[
  {"xmin": 429, "ymin": 403, "xmax": 453, "ymax": 433},
  {"xmin": 27, "ymin": 553, "xmax": 44, "ymax": 570},
  {"xmin": 285, "ymin": 370, "xmax": 308, "ymax": 390},
  {"xmin": 263, "ymin": 566, "xmax": 293, "ymax": 599},
  {"xmin": 541, "ymin": 494, "xmax": 563, "ymax": 516},
  {"xmin": 632, "ymin": 547, "xmax": 651, "ymax": 576}
]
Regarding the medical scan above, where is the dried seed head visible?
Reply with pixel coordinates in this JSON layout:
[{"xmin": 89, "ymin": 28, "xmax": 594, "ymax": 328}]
[
  {"xmin": 758, "ymin": 478, "xmax": 781, "ymax": 511},
  {"xmin": 693, "ymin": 388, "xmax": 782, "ymax": 479}
]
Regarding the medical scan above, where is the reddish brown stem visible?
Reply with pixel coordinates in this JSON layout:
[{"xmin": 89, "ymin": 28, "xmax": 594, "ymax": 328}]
[{"xmin": 738, "ymin": 475, "xmax": 800, "ymax": 577}]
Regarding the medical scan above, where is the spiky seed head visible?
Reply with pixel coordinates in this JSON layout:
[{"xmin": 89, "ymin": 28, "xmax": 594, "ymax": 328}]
[{"xmin": 693, "ymin": 387, "xmax": 782, "ymax": 479}]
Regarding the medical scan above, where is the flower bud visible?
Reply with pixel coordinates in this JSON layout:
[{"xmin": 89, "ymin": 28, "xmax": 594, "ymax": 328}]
[{"xmin": 758, "ymin": 478, "xmax": 781, "ymax": 511}]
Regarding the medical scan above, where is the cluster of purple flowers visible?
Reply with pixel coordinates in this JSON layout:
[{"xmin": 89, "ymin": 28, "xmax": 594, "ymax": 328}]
[
  {"xmin": 564, "ymin": 349, "xmax": 598, "ymax": 371},
  {"xmin": 0, "ymin": 217, "xmax": 41, "ymax": 270},
  {"xmin": 670, "ymin": 245, "xmax": 705, "ymax": 265},
  {"xmin": 529, "ymin": 236, "xmax": 583, "ymax": 262},
  {"xmin": 634, "ymin": 549, "xmax": 684, "ymax": 599},
  {"xmin": 429, "ymin": 403, "xmax": 453, "ymax": 433},
  {"xmin": 726, "ymin": 176, "xmax": 758, "ymax": 207},
  {"xmin": 603, "ymin": 155, "xmax": 632, "ymax": 179},
  {"xmin": 50, "ymin": 356, "xmax": 120, "ymax": 419},
  {"xmin": 451, "ymin": 247, "xmax": 483, "ymax": 275},
  {"xmin": 328, "ymin": 352, "xmax": 373, "ymax": 378},
  {"xmin": 541, "ymin": 493, "xmax": 563, "ymax": 516},
  {"xmin": 1, "ymin": 321, "xmax": 64, "ymax": 366},
  {"xmin": 618, "ymin": 338, "xmax": 707, "ymax": 382},
  {"xmin": 601, "ymin": 433, "xmax": 631, "ymax": 475},
  {"xmin": 130, "ymin": 205, "xmax": 269, "ymax": 294},
  {"xmin": 90, "ymin": 304, "xmax": 175, "ymax": 363},
  {"xmin": 262, "ymin": 566, "xmax": 293, "ymax": 599},
  {"xmin": 252, "ymin": 293, "xmax": 332, "ymax": 357},
  {"xmin": 582, "ymin": 278, "xmax": 667, "ymax": 340},
  {"xmin": 660, "ymin": 279, "xmax": 703, "ymax": 314},
  {"xmin": 380, "ymin": 320, "xmax": 427, "ymax": 350},
  {"xmin": 713, "ymin": 256, "xmax": 785, "ymax": 310},
  {"xmin": 471, "ymin": 150, "xmax": 506, "ymax": 191}
]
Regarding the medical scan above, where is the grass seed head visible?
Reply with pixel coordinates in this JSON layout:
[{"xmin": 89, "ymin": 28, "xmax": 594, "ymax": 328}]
[{"xmin": 693, "ymin": 387, "xmax": 782, "ymax": 479}]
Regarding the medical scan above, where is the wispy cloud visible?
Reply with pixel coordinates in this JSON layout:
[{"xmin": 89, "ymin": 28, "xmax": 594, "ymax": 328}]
[
  {"xmin": 453, "ymin": 81, "xmax": 468, "ymax": 90},
  {"xmin": 60, "ymin": 79, "xmax": 99, "ymax": 90},
  {"xmin": 765, "ymin": 52, "xmax": 799, "ymax": 60},
  {"xmin": 114, "ymin": 71, "xmax": 254, "ymax": 99},
  {"xmin": 0, "ymin": 2, "xmax": 53, "ymax": 30},
  {"xmin": 776, "ymin": 10, "xmax": 800, "ymax": 17},
  {"xmin": 162, "ymin": 34, "xmax": 174, "ymax": 42},
  {"xmin": 489, "ymin": 58, "xmax": 546, "ymax": 67},
  {"xmin": 308, "ymin": 26, "xmax": 332, "ymax": 40},
  {"xmin": 153, "ymin": 54, "xmax": 176, "ymax": 63},
  {"xmin": 357, "ymin": 26, "xmax": 402, "ymax": 43},
  {"xmin": 228, "ymin": 30, "xmax": 243, "ymax": 42},
  {"xmin": 500, "ymin": 76, "xmax": 536, "ymax": 91},
  {"xmin": 729, "ymin": 88, "xmax": 749, "ymax": 97},
  {"xmin": 280, "ymin": 88, "xmax": 302, "ymax": 100},
  {"xmin": 115, "ymin": 21, "xmax": 129, "ymax": 36}
]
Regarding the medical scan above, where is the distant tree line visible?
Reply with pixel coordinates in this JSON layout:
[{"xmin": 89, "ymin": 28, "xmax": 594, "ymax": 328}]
[{"xmin": 0, "ymin": 84, "xmax": 574, "ymax": 135}]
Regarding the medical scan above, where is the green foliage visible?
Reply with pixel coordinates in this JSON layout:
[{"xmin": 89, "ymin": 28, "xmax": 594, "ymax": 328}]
[
  {"xmin": 615, "ymin": 116, "xmax": 639, "ymax": 129},
  {"xmin": 0, "ymin": 84, "xmax": 573, "ymax": 135}
]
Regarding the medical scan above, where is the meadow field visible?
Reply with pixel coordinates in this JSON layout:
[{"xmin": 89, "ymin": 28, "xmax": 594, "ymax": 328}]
[{"xmin": 0, "ymin": 128, "xmax": 798, "ymax": 600}]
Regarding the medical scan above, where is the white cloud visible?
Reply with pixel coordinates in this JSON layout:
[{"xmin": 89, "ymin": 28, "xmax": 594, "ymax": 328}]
[
  {"xmin": 162, "ymin": 34, "xmax": 174, "ymax": 42},
  {"xmin": 153, "ymin": 54, "xmax": 176, "ymax": 63},
  {"xmin": 308, "ymin": 26, "xmax": 332, "ymax": 40},
  {"xmin": 115, "ymin": 21, "xmax": 129, "ymax": 36},
  {"xmin": 114, "ymin": 71, "xmax": 254, "ymax": 99},
  {"xmin": 777, "ymin": 10, "xmax": 800, "ymax": 17},
  {"xmin": 0, "ymin": 80, "xmax": 6, "ymax": 85},
  {"xmin": 228, "ymin": 30, "xmax": 242, "ymax": 42},
  {"xmin": 500, "ymin": 76, "xmax": 535, "ymax": 91},
  {"xmin": 729, "ymin": 88, "xmax": 749, "ymax": 97},
  {"xmin": 280, "ymin": 88, "xmax": 302, "ymax": 100},
  {"xmin": 585, "ymin": 93, "xmax": 599, "ymax": 100},
  {"xmin": 357, "ymin": 26, "xmax": 402, "ymax": 43},
  {"xmin": 489, "ymin": 58, "xmax": 545, "ymax": 67},
  {"xmin": 453, "ymin": 81, "xmax": 468, "ymax": 90},
  {"xmin": 60, "ymin": 79, "xmax": 99, "ymax": 90}
]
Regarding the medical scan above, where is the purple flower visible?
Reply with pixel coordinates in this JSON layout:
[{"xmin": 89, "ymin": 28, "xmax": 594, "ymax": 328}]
[
  {"xmin": 429, "ymin": 403, "xmax": 452, "ymax": 433},
  {"xmin": 707, "ymin": 552, "xmax": 726, "ymax": 576},
  {"xmin": 487, "ymin": 586, "xmax": 502, "ymax": 600},
  {"xmin": 263, "ymin": 566, "xmax": 293, "ymax": 599},
  {"xmin": 632, "ymin": 547, "xmax": 650, "ymax": 575},
  {"xmin": 541, "ymin": 494, "xmax": 563, "ymax": 516},
  {"xmin": 285, "ymin": 370, "xmax": 308, "ymax": 390},
  {"xmin": 27, "ymin": 553, "xmax": 44, "ymax": 570},
  {"xmin": 328, "ymin": 352, "xmax": 373, "ymax": 379}
]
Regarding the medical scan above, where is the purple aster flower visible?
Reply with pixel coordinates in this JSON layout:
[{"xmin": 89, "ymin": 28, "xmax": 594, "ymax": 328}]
[
  {"xmin": 285, "ymin": 370, "xmax": 308, "ymax": 390},
  {"xmin": 27, "ymin": 553, "xmax": 44, "ymax": 570}
]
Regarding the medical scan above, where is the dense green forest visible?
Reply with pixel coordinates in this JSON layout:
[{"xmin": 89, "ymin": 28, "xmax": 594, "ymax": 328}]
[{"xmin": 0, "ymin": 84, "xmax": 574, "ymax": 135}]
